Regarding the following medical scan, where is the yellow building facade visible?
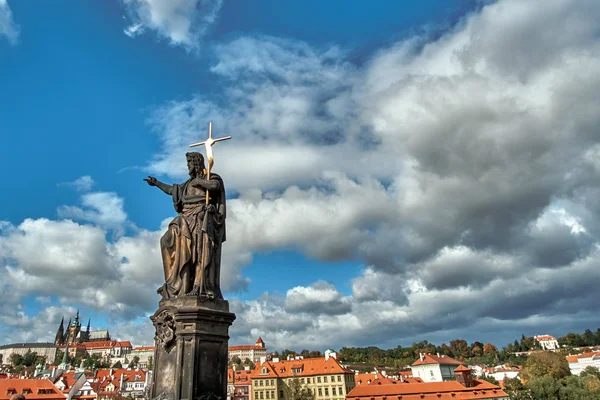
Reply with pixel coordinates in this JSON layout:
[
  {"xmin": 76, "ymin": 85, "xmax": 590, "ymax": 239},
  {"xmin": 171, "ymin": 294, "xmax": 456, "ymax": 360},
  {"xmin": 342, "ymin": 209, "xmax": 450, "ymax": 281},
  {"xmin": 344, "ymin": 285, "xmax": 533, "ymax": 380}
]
[{"xmin": 251, "ymin": 353, "xmax": 355, "ymax": 400}]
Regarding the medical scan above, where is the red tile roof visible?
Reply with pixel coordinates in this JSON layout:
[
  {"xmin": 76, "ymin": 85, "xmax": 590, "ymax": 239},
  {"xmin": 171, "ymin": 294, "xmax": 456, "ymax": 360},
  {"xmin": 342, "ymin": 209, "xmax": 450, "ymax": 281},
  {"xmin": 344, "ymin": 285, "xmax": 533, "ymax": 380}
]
[
  {"xmin": 251, "ymin": 356, "xmax": 352, "ymax": 379},
  {"xmin": 566, "ymin": 352, "xmax": 600, "ymax": 363},
  {"xmin": 412, "ymin": 354, "xmax": 466, "ymax": 366},
  {"xmin": 347, "ymin": 379, "xmax": 508, "ymax": 400},
  {"xmin": 228, "ymin": 369, "xmax": 253, "ymax": 384},
  {"xmin": 454, "ymin": 365, "xmax": 471, "ymax": 372},
  {"xmin": 229, "ymin": 345, "xmax": 265, "ymax": 351},
  {"xmin": 534, "ymin": 335, "xmax": 557, "ymax": 341},
  {"xmin": 133, "ymin": 346, "xmax": 155, "ymax": 351},
  {"xmin": 0, "ymin": 379, "xmax": 65, "ymax": 400}
]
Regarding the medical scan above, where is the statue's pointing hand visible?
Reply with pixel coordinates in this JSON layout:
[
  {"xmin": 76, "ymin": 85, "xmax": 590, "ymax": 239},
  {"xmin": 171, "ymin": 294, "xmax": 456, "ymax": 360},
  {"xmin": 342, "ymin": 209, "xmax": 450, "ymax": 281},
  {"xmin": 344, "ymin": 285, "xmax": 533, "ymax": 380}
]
[{"xmin": 144, "ymin": 176, "xmax": 157, "ymax": 186}]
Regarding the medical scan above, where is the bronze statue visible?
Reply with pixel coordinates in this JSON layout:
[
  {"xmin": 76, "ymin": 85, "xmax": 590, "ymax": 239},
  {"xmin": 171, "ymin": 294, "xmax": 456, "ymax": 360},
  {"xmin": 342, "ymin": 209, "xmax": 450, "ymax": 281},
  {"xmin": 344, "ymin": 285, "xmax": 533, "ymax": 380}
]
[{"xmin": 145, "ymin": 151, "xmax": 226, "ymax": 300}]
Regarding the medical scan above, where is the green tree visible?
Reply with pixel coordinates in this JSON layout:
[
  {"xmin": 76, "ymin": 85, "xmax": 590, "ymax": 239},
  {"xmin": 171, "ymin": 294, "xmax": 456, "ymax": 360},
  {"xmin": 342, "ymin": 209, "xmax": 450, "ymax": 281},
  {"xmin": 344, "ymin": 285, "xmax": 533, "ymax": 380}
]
[
  {"xmin": 147, "ymin": 355, "xmax": 153, "ymax": 370},
  {"xmin": 129, "ymin": 356, "xmax": 140, "ymax": 368},
  {"xmin": 521, "ymin": 351, "xmax": 570, "ymax": 382},
  {"xmin": 504, "ymin": 377, "xmax": 529, "ymax": 400},
  {"xmin": 243, "ymin": 358, "xmax": 255, "ymax": 370},
  {"xmin": 483, "ymin": 343, "xmax": 498, "ymax": 355},
  {"xmin": 581, "ymin": 367, "xmax": 600, "ymax": 380},
  {"xmin": 53, "ymin": 350, "xmax": 64, "ymax": 366},
  {"xmin": 9, "ymin": 353, "xmax": 24, "ymax": 366},
  {"xmin": 283, "ymin": 378, "xmax": 315, "ymax": 400},
  {"xmin": 527, "ymin": 376, "xmax": 563, "ymax": 400}
]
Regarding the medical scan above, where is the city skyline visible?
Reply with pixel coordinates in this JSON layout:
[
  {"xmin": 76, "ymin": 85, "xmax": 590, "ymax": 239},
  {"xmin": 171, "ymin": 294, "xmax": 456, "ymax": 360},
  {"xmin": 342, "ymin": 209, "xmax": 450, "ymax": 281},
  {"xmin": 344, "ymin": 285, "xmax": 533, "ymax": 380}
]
[{"xmin": 1, "ymin": 0, "xmax": 600, "ymax": 350}]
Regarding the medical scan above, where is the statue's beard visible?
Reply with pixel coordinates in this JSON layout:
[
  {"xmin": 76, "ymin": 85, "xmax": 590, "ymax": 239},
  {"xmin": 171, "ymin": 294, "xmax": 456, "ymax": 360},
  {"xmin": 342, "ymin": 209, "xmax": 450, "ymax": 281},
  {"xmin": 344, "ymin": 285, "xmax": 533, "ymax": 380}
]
[{"xmin": 188, "ymin": 165, "xmax": 204, "ymax": 178}]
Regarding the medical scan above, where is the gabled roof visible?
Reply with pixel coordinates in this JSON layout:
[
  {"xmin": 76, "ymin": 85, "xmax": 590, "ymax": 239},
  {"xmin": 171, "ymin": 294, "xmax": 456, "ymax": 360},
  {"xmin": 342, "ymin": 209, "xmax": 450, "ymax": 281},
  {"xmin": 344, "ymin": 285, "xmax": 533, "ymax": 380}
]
[
  {"xmin": 256, "ymin": 337, "xmax": 265, "ymax": 344},
  {"xmin": 412, "ymin": 354, "xmax": 466, "ymax": 366},
  {"xmin": 251, "ymin": 356, "xmax": 352, "ymax": 379},
  {"xmin": 454, "ymin": 365, "xmax": 471, "ymax": 372},
  {"xmin": 228, "ymin": 368, "xmax": 253, "ymax": 384},
  {"xmin": 0, "ymin": 378, "xmax": 65, "ymax": 400}
]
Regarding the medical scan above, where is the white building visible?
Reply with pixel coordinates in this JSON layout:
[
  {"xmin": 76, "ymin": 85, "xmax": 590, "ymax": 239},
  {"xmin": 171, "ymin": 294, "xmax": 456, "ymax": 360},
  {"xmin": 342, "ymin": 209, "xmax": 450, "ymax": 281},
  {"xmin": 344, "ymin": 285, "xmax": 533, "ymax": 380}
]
[
  {"xmin": 0, "ymin": 342, "xmax": 59, "ymax": 365},
  {"xmin": 228, "ymin": 337, "xmax": 267, "ymax": 363},
  {"xmin": 410, "ymin": 353, "xmax": 466, "ymax": 382},
  {"xmin": 534, "ymin": 335, "xmax": 560, "ymax": 350},
  {"xmin": 130, "ymin": 346, "xmax": 155, "ymax": 368},
  {"xmin": 567, "ymin": 352, "xmax": 600, "ymax": 375},
  {"xmin": 484, "ymin": 365, "xmax": 521, "ymax": 381}
]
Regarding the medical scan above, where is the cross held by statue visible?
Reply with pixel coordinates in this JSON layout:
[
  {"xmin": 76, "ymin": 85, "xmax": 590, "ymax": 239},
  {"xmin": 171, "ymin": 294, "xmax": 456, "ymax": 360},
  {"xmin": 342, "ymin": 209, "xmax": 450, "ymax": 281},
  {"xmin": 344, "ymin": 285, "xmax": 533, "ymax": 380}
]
[{"xmin": 189, "ymin": 121, "xmax": 231, "ymax": 204}]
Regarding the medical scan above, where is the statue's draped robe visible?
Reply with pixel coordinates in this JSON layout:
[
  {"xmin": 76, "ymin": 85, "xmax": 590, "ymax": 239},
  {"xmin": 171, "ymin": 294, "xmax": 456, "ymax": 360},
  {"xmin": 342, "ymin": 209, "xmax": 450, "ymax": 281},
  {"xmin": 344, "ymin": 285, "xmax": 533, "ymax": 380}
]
[{"xmin": 160, "ymin": 174, "xmax": 226, "ymax": 299}]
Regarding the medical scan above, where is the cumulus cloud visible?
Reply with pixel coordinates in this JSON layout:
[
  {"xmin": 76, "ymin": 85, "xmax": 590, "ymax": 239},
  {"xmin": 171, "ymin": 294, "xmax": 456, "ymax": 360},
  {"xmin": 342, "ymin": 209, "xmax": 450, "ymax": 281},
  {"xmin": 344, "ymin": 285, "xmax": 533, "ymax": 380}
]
[
  {"xmin": 58, "ymin": 192, "xmax": 128, "ymax": 229},
  {"xmin": 144, "ymin": 0, "xmax": 600, "ymax": 348},
  {"xmin": 285, "ymin": 281, "xmax": 351, "ymax": 315},
  {"xmin": 58, "ymin": 175, "xmax": 95, "ymax": 192},
  {"xmin": 0, "ymin": 0, "xmax": 19, "ymax": 45},
  {"xmin": 121, "ymin": 0, "xmax": 222, "ymax": 49},
  {"xmin": 4, "ymin": 0, "xmax": 600, "ymax": 350}
]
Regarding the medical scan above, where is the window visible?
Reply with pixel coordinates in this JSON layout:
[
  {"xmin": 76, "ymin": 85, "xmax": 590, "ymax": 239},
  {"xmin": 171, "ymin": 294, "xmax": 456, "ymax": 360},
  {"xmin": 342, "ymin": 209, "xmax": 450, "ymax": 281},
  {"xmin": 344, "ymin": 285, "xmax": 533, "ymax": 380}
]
[
  {"xmin": 332, "ymin": 388, "xmax": 336, "ymax": 395},
  {"xmin": 317, "ymin": 377, "xmax": 321, "ymax": 383},
  {"xmin": 318, "ymin": 388, "xmax": 322, "ymax": 396},
  {"xmin": 324, "ymin": 377, "xmax": 328, "ymax": 383},
  {"xmin": 266, "ymin": 390, "xmax": 270, "ymax": 398},
  {"xmin": 307, "ymin": 378, "xmax": 311, "ymax": 383},
  {"xmin": 300, "ymin": 378, "xmax": 304, "ymax": 384},
  {"xmin": 271, "ymin": 391, "xmax": 275, "ymax": 398},
  {"xmin": 339, "ymin": 387, "xmax": 343, "ymax": 394},
  {"xmin": 279, "ymin": 390, "xmax": 284, "ymax": 398},
  {"xmin": 271, "ymin": 379, "xmax": 275, "ymax": 386},
  {"xmin": 324, "ymin": 388, "xmax": 329, "ymax": 396},
  {"xmin": 337, "ymin": 376, "xmax": 341, "ymax": 382}
]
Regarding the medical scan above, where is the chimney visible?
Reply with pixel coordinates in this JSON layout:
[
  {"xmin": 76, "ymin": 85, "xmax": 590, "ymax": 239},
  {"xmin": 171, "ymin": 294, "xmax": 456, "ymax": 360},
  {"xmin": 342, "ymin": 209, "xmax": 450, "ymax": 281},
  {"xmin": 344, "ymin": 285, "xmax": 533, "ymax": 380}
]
[
  {"xmin": 419, "ymin": 353, "xmax": 424, "ymax": 362},
  {"xmin": 437, "ymin": 353, "xmax": 440, "ymax": 357}
]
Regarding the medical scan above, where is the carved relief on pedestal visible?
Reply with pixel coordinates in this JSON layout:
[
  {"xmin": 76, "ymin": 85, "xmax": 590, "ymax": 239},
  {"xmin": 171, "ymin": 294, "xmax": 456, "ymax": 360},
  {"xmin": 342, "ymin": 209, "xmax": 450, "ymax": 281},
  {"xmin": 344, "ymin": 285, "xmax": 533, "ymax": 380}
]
[{"xmin": 154, "ymin": 310, "xmax": 176, "ymax": 348}]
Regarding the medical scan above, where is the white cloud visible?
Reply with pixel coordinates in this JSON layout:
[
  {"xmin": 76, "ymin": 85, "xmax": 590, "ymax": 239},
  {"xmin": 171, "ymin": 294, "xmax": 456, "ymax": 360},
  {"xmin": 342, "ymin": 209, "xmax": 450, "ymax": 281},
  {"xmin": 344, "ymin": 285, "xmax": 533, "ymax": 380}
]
[
  {"xmin": 58, "ymin": 176, "xmax": 95, "ymax": 192},
  {"xmin": 0, "ymin": 0, "xmax": 19, "ymax": 45},
  {"xmin": 143, "ymin": 0, "xmax": 600, "ymax": 348},
  {"xmin": 5, "ymin": 0, "xmax": 600, "ymax": 350},
  {"xmin": 58, "ymin": 192, "xmax": 128, "ymax": 229},
  {"xmin": 121, "ymin": 0, "xmax": 222, "ymax": 49}
]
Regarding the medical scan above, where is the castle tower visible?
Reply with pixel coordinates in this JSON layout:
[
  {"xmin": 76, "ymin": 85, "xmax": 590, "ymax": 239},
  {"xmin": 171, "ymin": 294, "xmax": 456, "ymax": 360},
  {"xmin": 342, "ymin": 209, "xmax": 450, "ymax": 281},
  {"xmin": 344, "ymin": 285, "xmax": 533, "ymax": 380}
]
[
  {"xmin": 79, "ymin": 318, "xmax": 91, "ymax": 342},
  {"xmin": 65, "ymin": 312, "xmax": 82, "ymax": 344},
  {"xmin": 54, "ymin": 317, "xmax": 65, "ymax": 345}
]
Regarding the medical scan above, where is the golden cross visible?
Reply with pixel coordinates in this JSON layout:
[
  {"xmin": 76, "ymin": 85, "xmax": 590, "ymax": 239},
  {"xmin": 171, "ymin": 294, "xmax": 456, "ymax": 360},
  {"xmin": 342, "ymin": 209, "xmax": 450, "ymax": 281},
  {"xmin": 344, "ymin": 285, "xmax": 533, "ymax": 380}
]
[{"xmin": 189, "ymin": 121, "xmax": 232, "ymax": 175}]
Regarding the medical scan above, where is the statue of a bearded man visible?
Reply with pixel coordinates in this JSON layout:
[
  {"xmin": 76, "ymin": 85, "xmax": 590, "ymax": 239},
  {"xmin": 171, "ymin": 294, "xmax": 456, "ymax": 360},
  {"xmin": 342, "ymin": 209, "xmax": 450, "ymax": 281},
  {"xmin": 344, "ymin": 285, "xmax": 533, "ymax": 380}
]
[{"xmin": 144, "ymin": 152, "xmax": 226, "ymax": 301}]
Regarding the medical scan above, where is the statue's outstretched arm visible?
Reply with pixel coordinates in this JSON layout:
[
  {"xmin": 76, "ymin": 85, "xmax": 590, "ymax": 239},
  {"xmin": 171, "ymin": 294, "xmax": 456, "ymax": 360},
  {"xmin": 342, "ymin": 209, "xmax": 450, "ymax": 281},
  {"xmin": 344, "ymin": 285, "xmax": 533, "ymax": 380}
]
[
  {"xmin": 144, "ymin": 176, "xmax": 173, "ymax": 195},
  {"xmin": 190, "ymin": 177, "xmax": 220, "ymax": 191}
]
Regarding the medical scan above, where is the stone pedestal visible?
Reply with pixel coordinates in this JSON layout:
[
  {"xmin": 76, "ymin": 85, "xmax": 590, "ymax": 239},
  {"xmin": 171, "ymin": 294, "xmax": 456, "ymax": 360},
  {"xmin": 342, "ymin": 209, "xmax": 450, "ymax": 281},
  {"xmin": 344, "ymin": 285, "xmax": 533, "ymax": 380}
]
[{"xmin": 149, "ymin": 297, "xmax": 236, "ymax": 400}]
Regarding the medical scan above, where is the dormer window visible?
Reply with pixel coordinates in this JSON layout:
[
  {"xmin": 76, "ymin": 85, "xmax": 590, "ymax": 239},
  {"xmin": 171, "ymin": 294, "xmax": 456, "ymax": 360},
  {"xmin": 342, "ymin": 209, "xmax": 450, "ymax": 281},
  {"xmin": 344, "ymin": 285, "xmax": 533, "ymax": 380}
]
[{"xmin": 262, "ymin": 367, "xmax": 268, "ymax": 375}]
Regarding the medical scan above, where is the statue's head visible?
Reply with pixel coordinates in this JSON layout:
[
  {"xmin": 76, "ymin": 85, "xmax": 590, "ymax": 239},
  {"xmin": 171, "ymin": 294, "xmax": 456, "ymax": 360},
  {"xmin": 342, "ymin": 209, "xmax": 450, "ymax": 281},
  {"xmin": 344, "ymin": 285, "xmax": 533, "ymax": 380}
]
[{"xmin": 186, "ymin": 152, "xmax": 205, "ymax": 177}]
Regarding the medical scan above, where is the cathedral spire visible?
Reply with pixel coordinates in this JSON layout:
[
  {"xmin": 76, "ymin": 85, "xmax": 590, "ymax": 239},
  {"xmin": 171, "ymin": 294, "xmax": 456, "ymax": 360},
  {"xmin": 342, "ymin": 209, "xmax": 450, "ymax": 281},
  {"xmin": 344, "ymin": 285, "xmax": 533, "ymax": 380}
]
[
  {"xmin": 54, "ymin": 317, "xmax": 65, "ymax": 345},
  {"xmin": 86, "ymin": 318, "xmax": 91, "ymax": 332}
]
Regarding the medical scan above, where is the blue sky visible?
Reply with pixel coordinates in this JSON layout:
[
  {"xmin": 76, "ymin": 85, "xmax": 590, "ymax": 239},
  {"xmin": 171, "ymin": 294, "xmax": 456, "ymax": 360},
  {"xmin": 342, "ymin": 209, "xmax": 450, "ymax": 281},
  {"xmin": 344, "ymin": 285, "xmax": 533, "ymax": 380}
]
[{"xmin": 2, "ymin": 0, "xmax": 600, "ymax": 352}]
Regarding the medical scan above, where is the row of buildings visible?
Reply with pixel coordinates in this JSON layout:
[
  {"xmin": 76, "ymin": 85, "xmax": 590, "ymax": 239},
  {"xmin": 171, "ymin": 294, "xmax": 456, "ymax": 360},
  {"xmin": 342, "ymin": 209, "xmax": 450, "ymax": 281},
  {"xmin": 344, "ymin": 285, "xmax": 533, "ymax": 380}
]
[
  {"xmin": 227, "ymin": 351, "xmax": 509, "ymax": 400},
  {"xmin": 0, "ymin": 367, "xmax": 151, "ymax": 400}
]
